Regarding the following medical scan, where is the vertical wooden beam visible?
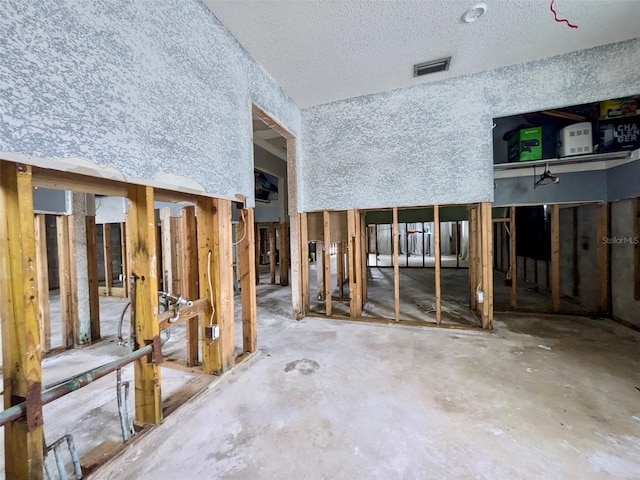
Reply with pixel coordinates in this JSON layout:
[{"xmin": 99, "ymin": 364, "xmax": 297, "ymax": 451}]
[
  {"xmin": 422, "ymin": 222, "xmax": 426, "ymax": 267},
  {"xmin": 434, "ymin": 205, "xmax": 442, "ymax": 325},
  {"xmin": 170, "ymin": 216, "xmax": 182, "ymax": 295},
  {"xmin": 323, "ymin": 211, "xmax": 332, "ymax": 316},
  {"xmin": 120, "ymin": 222, "xmax": 129, "ymax": 297},
  {"xmin": 159, "ymin": 208, "xmax": 172, "ymax": 292},
  {"xmin": 67, "ymin": 216, "xmax": 80, "ymax": 344},
  {"xmin": 375, "ymin": 224, "xmax": 379, "ymax": 267},
  {"xmin": 635, "ymin": 198, "xmax": 640, "ymax": 301},
  {"xmin": 196, "ymin": 198, "xmax": 235, "ymax": 374},
  {"xmin": 596, "ymin": 202, "xmax": 610, "ymax": 315},
  {"xmin": 456, "ymin": 221, "xmax": 461, "ymax": 269},
  {"xmin": 181, "ymin": 206, "xmax": 199, "ymax": 367},
  {"xmin": 279, "ymin": 222, "xmax": 289, "ymax": 286},
  {"xmin": 102, "ymin": 223, "xmax": 113, "ymax": 296},
  {"xmin": 127, "ymin": 185, "xmax": 162, "ymax": 424},
  {"xmin": 360, "ymin": 213, "xmax": 368, "ymax": 305},
  {"xmin": 57, "ymin": 215, "xmax": 75, "ymax": 348},
  {"xmin": 239, "ymin": 208, "xmax": 257, "ymax": 352},
  {"xmin": 300, "ymin": 213, "xmax": 310, "ymax": 314},
  {"xmin": 347, "ymin": 210, "xmax": 363, "ymax": 317},
  {"xmin": 34, "ymin": 214, "xmax": 51, "ymax": 353},
  {"xmin": 550, "ymin": 204, "xmax": 561, "ymax": 313},
  {"xmin": 405, "ymin": 223, "xmax": 409, "ymax": 267},
  {"xmin": 197, "ymin": 198, "xmax": 217, "ymax": 374},
  {"xmin": 572, "ymin": 207, "xmax": 579, "ymax": 297},
  {"xmin": 269, "ymin": 222, "xmax": 277, "ymax": 284},
  {"xmin": 0, "ymin": 162, "xmax": 44, "ymax": 479},
  {"xmin": 254, "ymin": 223, "xmax": 261, "ymax": 284},
  {"xmin": 480, "ymin": 203, "xmax": 493, "ymax": 328},
  {"xmin": 86, "ymin": 215, "xmax": 101, "ymax": 342},
  {"xmin": 510, "ymin": 206, "xmax": 517, "ymax": 310},
  {"xmin": 393, "ymin": 207, "xmax": 400, "ymax": 322},
  {"xmin": 468, "ymin": 206, "xmax": 478, "ymax": 310},
  {"xmin": 215, "ymin": 199, "xmax": 235, "ymax": 371},
  {"xmin": 337, "ymin": 241, "xmax": 344, "ymax": 298}
]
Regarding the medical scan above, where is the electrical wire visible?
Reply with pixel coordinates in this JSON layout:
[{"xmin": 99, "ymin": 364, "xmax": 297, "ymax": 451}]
[{"xmin": 232, "ymin": 210, "xmax": 247, "ymax": 246}]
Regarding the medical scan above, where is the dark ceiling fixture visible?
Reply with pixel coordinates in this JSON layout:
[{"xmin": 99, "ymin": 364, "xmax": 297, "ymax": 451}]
[{"xmin": 414, "ymin": 57, "xmax": 451, "ymax": 77}]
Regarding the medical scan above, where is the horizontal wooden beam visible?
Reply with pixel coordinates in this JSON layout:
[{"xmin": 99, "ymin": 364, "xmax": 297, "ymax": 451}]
[{"xmin": 158, "ymin": 298, "xmax": 209, "ymax": 331}]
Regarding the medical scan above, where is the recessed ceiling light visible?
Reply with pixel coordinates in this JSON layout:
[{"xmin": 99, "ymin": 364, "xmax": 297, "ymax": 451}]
[{"xmin": 462, "ymin": 3, "xmax": 487, "ymax": 23}]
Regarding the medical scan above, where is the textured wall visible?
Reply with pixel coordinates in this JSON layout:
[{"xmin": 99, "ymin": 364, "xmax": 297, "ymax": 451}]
[
  {"xmin": 301, "ymin": 39, "xmax": 640, "ymax": 211},
  {"xmin": 0, "ymin": 1, "xmax": 300, "ymax": 206}
]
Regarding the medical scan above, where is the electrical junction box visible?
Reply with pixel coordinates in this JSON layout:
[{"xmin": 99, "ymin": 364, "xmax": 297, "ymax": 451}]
[
  {"xmin": 558, "ymin": 122, "xmax": 593, "ymax": 157},
  {"xmin": 506, "ymin": 126, "xmax": 542, "ymax": 162}
]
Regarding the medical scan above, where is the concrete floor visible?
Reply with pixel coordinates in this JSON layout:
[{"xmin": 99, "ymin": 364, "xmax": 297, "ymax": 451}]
[
  {"xmin": 2, "ymin": 266, "xmax": 640, "ymax": 478},
  {"xmin": 93, "ymin": 284, "xmax": 640, "ymax": 479}
]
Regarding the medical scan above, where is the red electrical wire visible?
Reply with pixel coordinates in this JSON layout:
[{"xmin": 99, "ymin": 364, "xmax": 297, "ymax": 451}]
[{"xmin": 550, "ymin": 0, "xmax": 579, "ymax": 29}]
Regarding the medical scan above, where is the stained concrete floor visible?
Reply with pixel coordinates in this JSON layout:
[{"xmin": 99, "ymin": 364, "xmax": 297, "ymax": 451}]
[
  {"xmin": 93, "ymin": 281, "xmax": 640, "ymax": 480},
  {"xmin": 2, "ymin": 265, "xmax": 639, "ymax": 479}
]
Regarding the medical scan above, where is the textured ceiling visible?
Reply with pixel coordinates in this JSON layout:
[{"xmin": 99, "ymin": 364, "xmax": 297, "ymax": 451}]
[{"xmin": 204, "ymin": 0, "xmax": 640, "ymax": 107}]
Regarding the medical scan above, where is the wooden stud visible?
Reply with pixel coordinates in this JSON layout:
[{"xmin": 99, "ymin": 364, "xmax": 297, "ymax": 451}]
[
  {"xmin": 456, "ymin": 221, "xmax": 461, "ymax": 269},
  {"xmin": 102, "ymin": 223, "xmax": 113, "ymax": 296},
  {"xmin": 337, "ymin": 241, "xmax": 344, "ymax": 298},
  {"xmin": 300, "ymin": 213, "xmax": 310, "ymax": 314},
  {"xmin": 127, "ymin": 185, "xmax": 162, "ymax": 424},
  {"xmin": 196, "ymin": 198, "xmax": 217, "ymax": 374},
  {"xmin": 279, "ymin": 222, "xmax": 289, "ymax": 286},
  {"xmin": 269, "ymin": 222, "xmax": 277, "ymax": 284},
  {"xmin": 181, "ymin": 206, "xmax": 199, "ymax": 367},
  {"xmin": 57, "ymin": 215, "xmax": 75, "ymax": 348},
  {"xmin": 392, "ymin": 207, "xmax": 400, "ymax": 322},
  {"xmin": 479, "ymin": 203, "xmax": 493, "ymax": 328},
  {"xmin": 360, "ymin": 213, "xmax": 368, "ymax": 305},
  {"xmin": 422, "ymin": 222, "xmax": 426, "ymax": 267},
  {"xmin": 0, "ymin": 162, "xmax": 44, "ymax": 479},
  {"xmin": 170, "ymin": 216, "xmax": 183, "ymax": 296},
  {"xmin": 159, "ymin": 208, "xmax": 173, "ymax": 292},
  {"xmin": 197, "ymin": 198, "xmax": 235, "ymax": 374},
  {"xmin": 254, "ymin": 223, "xmax": 260, "ymax": 284},
  {"xmin": 215, "ymin": 199, "xmax": 235, "ymax": 371},
  {"xmin": 405, "ymin": 223, "xmax": 409, "ymax": 267},
  {"xmin": 550, "ymin": 204, "xmax": 560, "ymax": 312},
  {"xmin": 468, "ymin": 206, "xmax": 478, "ymax": 310},
  {"xmin": 86, "ymin": 215, "xmax": 101, "ymax": 342},
  {"xmin": 434, "ymin": 205, "xmax": 442, "ymax": 325},
  {"xmin": 572, "ymin": 207, "xmax": 579, "ymax": 297},
  {"xmin": 596, "ymin": 202, "xmax": 610, "ymax": 315},
  {"xmin": 323, "ymin": 211, "xmax": 332, "ymax": 316},
  {"xmin": 34, "ymin": 214, "xmax": 52, "ymax": 353},
  {"xmin": 347, "ymin": 210, "xmax": 363, "ymax": 317},
  {"xmin": 120, "ymin": 221, "xmax": 129, "ymax": 297},
  {"xmin": 550, "ymin": 204, "xmax": 561, "ymax": 312},
  {"xmin": 510, "ymin": 206, "xmax": 517, "ymax": 310},
  {"xmin": 67, "ymin": 216, "xmax": 81, "ymax": 344},
  {"xmin": 239, "ymin": 208, "xmax": 257, "ymax": 352},
  {"xmin": 635, "ymin": 199, "xmax": 640, "ymax": 301},
  {"xmin": 375, "ymin": 224, "xmax": 379, "ymax": 267}
]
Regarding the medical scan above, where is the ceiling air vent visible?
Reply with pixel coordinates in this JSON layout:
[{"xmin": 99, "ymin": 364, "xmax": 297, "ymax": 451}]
[{"xmin": 413, "ymin": 57, "xmax": 451, "ymax": 77}]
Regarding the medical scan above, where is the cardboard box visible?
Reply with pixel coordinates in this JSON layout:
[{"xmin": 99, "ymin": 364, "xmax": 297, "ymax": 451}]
[
  {"xmin": 597, "ymin": 116, "xmax": 640, "ymax": 153},
  {"xmin": 507, "ymin": 126, "xmax": 542, "ymax": 162}
]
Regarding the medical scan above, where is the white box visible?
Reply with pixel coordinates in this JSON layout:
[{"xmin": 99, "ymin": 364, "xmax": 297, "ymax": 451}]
[{"xmin": 558, "ymin": 122, "xmax": 593, "ymax": 157}]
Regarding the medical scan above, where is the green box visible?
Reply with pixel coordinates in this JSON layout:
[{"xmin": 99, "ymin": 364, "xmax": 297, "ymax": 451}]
[{"xmin": 507, "ymin": 127, "xmax": 542, "ymax": 162}]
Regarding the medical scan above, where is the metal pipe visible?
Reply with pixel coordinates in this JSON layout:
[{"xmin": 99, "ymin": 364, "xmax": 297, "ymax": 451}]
[{"xmin": 0, "ymin": 343, "xmax": 153, "ymax": 428}]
